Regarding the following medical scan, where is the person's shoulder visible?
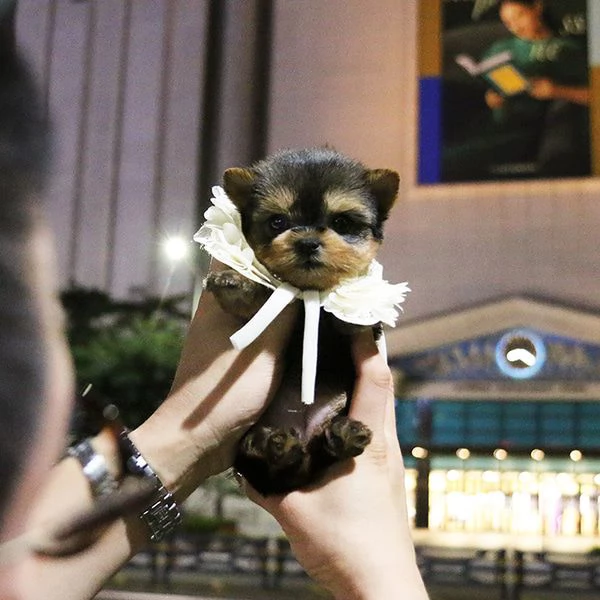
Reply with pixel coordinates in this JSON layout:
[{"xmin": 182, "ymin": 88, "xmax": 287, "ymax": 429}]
[{"xmin": 482, "ymin": 36, "xmax": 513, "ymax": 59}]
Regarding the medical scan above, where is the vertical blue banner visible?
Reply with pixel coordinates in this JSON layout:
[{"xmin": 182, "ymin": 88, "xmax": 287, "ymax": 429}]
[{"xmin": 418, "ymin": 77, "xmax": 442, "ymax": 184}]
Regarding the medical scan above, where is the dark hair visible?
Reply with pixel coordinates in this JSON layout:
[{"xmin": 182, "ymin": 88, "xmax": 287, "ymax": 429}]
[
  {"xmin": 498, "ymin": 0, "xmax": 559, "ymax": 33},
  {"xmin": 0, "ymin": 3, "xmax": 51, "ymax": 520},
  {"xmin": 499, "ymin": 0, "xmax": 540, "ymax": 7}
]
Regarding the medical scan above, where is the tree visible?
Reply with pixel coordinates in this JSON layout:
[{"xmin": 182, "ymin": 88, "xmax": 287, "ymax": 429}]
[{"xmin": 61, "ymin": 287, "xmax": 187, "ymax": 433}]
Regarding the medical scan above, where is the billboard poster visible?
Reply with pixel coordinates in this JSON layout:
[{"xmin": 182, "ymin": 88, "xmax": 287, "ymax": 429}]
[{"xmin": 417, "ymin": 0, "xmax": 597, "ymax": 184}]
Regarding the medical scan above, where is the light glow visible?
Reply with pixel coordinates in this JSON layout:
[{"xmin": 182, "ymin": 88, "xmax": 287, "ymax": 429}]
[
  {"xmin": 456, "ymin": 448, "xmax": 471, "ymax": 460},
  {"xmin": 506, "ymin": 347, "xmax": 536, "ymax": 366},
  {"xmin": 493, "ymin": 448, "xmax": 508, "ymax": 461},
  {"xmin": 530, "ymin": 449, "xmax": 545, "ymax": 461},
  {"xmin": 569, "ymin": 449, "xmax": 583, "ymax": 462},
  {"xmin": 162, "ymin": 236, "xmax": 190, "ymax": 262},
  {"xmin": 411, "ymin": 446, "xmax": 429, "ymax": 459}
]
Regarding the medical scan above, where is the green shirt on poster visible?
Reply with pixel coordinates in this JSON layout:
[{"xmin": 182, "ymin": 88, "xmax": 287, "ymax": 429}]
[{"xmin": 483, "ymin": 35, "xmax": 588, "ymax": 125}]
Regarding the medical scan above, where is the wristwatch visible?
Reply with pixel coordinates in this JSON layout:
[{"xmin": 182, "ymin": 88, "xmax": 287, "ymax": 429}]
[
  {"xmin": 118, "ymin": 429, "xmax": 182, "ymax": 542},
  {"xmin": 67, "ymin": 438, "xmax": 118, "ymax": 498}
]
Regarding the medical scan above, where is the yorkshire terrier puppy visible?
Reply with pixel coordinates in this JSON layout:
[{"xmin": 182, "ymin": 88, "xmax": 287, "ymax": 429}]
[{"xmin": 206, "ymin": 147, "xmax": 399, "ymax": 494}]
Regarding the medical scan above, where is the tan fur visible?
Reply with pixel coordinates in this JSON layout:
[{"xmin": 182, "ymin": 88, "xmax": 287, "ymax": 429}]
[
  {"xmin": 256, "ymin": 186, "xmax": 296, "ymax": 215},
  {"xmin": 256, "ymin": 230, "xmax": 379, "ymax": 290},
  {"xmin": 323, "ymin": 190, "xmax": 371, "ymax": 217}
]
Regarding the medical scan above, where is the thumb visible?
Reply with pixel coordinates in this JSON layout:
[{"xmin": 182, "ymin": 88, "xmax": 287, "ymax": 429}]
[{"xmin": 348, "ymin": 328, "xmax": 393, "ymax": 443}]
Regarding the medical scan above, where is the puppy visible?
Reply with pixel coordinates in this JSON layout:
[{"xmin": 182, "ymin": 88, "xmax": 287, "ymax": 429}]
[{"xmin": 206, "ymin": 147, "xmax": 399, "ymax": 494}]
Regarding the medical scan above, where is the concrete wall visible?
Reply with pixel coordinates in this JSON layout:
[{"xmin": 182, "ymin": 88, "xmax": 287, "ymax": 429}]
[{"xmin": 16, "ymin": 0, "xmax": 600, "ymax": 322}]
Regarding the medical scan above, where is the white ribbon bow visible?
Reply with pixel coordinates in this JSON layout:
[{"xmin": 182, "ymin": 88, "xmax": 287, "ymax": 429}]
[{"xmin": 193, "ymin": 186, "xmax": 410, "ymax": 405}]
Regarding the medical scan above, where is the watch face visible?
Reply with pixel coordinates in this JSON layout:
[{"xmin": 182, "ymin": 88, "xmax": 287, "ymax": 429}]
[{"xmin": 68, "ymin": 439, "xmax": 117, "ymax": 497}]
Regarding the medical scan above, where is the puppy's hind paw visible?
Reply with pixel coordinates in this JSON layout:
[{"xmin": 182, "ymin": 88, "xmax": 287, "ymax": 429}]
[
  {"xmin": 239, "ymin": 426, "xmax": 306, "ymax": 470},
  {"xmin": 321, "ymin": 416, "xmax": 372, "ymax": 460},
  {"xmin": 236, "ymin": 426, "xmax": 312, "ymax": 495}
]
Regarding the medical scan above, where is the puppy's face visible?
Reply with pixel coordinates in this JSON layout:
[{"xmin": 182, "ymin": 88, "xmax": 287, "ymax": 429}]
[{"xmin": 223, "ymin": 149, "xmax": 399, "ymax": 291}]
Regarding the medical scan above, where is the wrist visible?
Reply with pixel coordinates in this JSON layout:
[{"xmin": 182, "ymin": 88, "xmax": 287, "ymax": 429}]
[
  {"xmin": 128, "ymin": 408, "xmax": 214, "ymax": 502},
  {"xmin": 322, "ymin": 532, "xmax": 427, "ymax": 600},
  {"xmin": 73, "ymin": 425, "xmax": 186, "ymax": 543},
  {"xmin": 88, "ymin": 425, "xmax": 185, "ymax": 542},
  {"xmin": 330, "ymin": 563, "xmax": 426, "ymax": 600}
]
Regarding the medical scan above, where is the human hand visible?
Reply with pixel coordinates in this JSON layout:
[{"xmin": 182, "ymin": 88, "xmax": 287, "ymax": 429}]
[
  {"xmin": 10, "ymin": 269, "xmax": 297, "ymax": 597},
  {"xmin": 247, "ymin": 329, "xmax": 428, "ymax": 600},
  {"xmin": 528, "ymin": 77, "xmax": 556, "ymax": 100},
  {"xmin": 485, "ymin": 89, "xmax": 504, "ymax": 109},
  {"xmin": 131, "ymin": 270, "xmax": 298, "ymax": 500}
]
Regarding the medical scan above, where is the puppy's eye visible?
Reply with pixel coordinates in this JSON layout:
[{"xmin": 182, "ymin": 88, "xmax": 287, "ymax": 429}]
[
  {"xmin": 268, "ymin": 215, "xmax": 289, "ymax": 233},
  {"xmin": 331, "ymin": 214, "xmax": 355, "ymax": 234}
]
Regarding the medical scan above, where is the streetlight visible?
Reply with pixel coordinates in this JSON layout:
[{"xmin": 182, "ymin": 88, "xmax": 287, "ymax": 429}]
[{"xmin": 162, "ymin": 235, "xmax": 190, "ymax": 263}]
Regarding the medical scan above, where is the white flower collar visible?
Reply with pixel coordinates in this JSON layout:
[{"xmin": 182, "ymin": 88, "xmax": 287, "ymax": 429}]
[{"xmin": 194, "ymin": 186, "xmax": 410, "ymax": 405}]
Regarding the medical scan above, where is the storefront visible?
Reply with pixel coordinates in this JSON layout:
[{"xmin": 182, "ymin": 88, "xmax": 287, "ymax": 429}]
[
  {"xmin": 387, "ymin": 298, "xmax": 600, "ymax": 551},
  {"xmin": 404, "ymin": 455, "xmax": 600, "ymax": 537}
]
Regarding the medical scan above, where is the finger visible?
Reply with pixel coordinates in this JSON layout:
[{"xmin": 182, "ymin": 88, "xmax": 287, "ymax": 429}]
[
  {"xmin": 242, "ymin": 476, "xmax": 286, "ymax": 518},
  {"xmin": 348, "ymin": 328, "xmax": 393, "ymax": 441},
  {"xmin": 258, "ymin": 299, "xmax": 299, "ymax": 354},
  {"xmin": 383, "ymin": 391, "xmax": 400, "ymax": 450},
  {"xmin": 174, "ymin": 285, "xmax": 298, "ymax": 389},
  {"xmin": 195, "ymin": 275, "xmax": 299, "ymax": 349},
  {"xmin": 384, "ymin": 395, "xmax": 406, "ymax": 492}
]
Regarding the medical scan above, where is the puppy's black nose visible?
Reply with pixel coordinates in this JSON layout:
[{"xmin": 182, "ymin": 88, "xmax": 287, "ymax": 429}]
[{"xmin": 294, "ymin": 237, "xmax": 321, "ymax": 257}]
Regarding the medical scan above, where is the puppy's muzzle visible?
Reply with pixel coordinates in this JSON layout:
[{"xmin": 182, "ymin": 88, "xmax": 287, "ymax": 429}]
[{"xmin": 294, "ymin": 237, "xmax": 322, "ymax": 259}]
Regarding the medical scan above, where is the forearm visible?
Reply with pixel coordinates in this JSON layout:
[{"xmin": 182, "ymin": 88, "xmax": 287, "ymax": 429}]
[
  {"xmin": 553, "ymin": 84, "xmax": 589, "ymax": 105},
  {"xmin": 13, "ymin": 293, "xmax": 292, "ymax": 600},
  {"xmin": 308, "ymin": 520, "xmax": 428, "ymax": 600},
  {"xmin": 15, "ymin": 393, "xmax": 230, "ymax": 600},
  {"xmin": 338, "ymin": 568, "xmax": 428, "ymax": 600},
  {"xmin": 15, "ymin": 399, "xmax": 223, "ymax": 600},
  {"xmin": 15, "ymin": 436, "xmax": 148, "ymax": 600},
  {"xmin": 328, "ymin": 546, "xmax": 428, "ymax": 600}
]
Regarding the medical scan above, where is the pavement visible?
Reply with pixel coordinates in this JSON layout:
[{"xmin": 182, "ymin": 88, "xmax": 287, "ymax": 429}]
[
  {"xmin": 96, "ymin": 570, "xmax": 596, "ymax": 600},
  {"xmin": 97, "ymin": 571, "xmax": 331, "ymax": 600}
]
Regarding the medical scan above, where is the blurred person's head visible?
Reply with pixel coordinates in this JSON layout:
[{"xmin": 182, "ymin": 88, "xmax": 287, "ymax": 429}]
[
  {"xmin": 498, "ymin": 0, "xmax": 552, "ymax": 41},
  {"xmin": 0, "ymin": 0, "xmax": 74, "ymax": 546}
]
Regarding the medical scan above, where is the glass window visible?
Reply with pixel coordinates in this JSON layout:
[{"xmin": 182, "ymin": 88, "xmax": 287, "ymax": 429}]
[
  {"xmin": 395, "ymin": 400, "xmax": 419, "ymax": 446},
  {"xmin": 395, "ymin": 399, "xmax": 600, "ymax": 451},
  {"xmin": 539, "ymin": 403, "xmax": 576, "ymax": 447},
  {"xmin": 466, "ymin": 402, "xmax": 502, "ymax": 444},
  {"xmin": 432, "ymin": 401, "xmax": 466, "ymax": 445},
  {"xmin": 503, "ymin": 402, "xmax": 538, "ymax": 446}
]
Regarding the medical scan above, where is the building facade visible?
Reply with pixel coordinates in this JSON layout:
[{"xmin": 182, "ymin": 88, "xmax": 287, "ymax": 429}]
[{"xmin": 389, "ymin": 297, "xmax": 600, "ymax": 551}]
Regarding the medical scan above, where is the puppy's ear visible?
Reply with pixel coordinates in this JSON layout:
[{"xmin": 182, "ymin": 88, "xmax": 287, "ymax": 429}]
[
  {"xmin": 366, "ymin": 169, "xmax": 400, "ymax": 220},
  {"xmin": 223, "ymin": 168, "xmax": 256, "ymax": 211}
]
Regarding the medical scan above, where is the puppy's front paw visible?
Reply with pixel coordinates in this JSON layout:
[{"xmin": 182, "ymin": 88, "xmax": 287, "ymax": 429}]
[
  {"xmin": 320, "ymin": 416, "xmax": 372, "ymax": 459},
  {"xmin": 240, "ymin": 426, "xmax": 306, "ymax": 469},
  {"xmin": 205, "ymin": 270, "xmax": 269, "ymax": 318}
]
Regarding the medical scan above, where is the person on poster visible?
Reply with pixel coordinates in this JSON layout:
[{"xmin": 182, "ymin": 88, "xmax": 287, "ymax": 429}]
[{"xmin": 443, "ymin": 0, "xmax": 590, "ymax": 181}]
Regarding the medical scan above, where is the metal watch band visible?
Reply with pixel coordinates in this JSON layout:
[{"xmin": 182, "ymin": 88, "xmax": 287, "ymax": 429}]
[
  {"xmin": 67, "ymin": 438, "xmax": 118, "ymax": 498},
  {"xmin": 118, "ymin": 429, "xmax": 182, "ymax": 542}
]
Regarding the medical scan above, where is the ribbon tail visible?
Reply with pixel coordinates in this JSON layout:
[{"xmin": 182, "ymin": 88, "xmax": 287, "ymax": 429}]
[
  {"xmin": 376, "ymin": 331, "xmax": 388, "ymax": 362},
  {"xmin": 301, "ymin": 291, "xmax": 321, "ymax": 405},
  {"xmin": 230, "ymin": 283, "xmax": 299, "ymax": 350}
]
